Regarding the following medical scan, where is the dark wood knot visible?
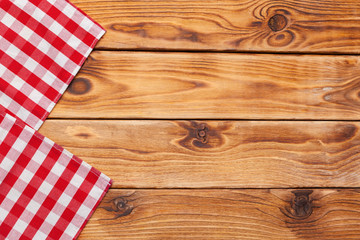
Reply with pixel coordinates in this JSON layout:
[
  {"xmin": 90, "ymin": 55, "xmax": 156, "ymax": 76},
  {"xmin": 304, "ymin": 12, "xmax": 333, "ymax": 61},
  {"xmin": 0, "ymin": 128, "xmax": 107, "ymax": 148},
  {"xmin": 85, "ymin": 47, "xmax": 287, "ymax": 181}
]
[
  {"xmin": 290, "ymin": 190, "xmax": 313, "ymax": 219},
  {"xmin": 75, "ymin": 133, "xmax": 91, "ymax": 139},
  {"xmin": 102, "ymin": 196, "xmax": 134, "ymax": 220},
  {"xmin": 268, "ymin": 14, "xmax": 288, "ymax": 32},
  {"xmin": 196, "ymin": 123, "xmax": 208, "ymax": 143},
  {"xmin": 67, "ymin": 78, "xmax": 92, "ymax": 95}
]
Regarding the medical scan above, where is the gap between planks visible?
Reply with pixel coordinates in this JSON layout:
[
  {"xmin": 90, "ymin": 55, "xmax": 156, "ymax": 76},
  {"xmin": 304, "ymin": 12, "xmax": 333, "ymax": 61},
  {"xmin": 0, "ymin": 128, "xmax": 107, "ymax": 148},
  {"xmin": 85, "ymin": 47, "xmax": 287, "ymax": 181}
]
[
  {"xmin": 93, "ymin": 48, "xmax": 360, "ymax": 57},
  {"xmin": 46, "ymin": 118, "xmax": 360, "ymax": 122}
]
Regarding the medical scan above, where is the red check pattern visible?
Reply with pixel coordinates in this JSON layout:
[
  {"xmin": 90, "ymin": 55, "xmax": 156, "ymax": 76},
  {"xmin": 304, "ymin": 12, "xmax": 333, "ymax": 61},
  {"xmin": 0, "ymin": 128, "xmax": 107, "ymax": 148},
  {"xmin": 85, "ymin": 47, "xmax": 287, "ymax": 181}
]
[
  {"xmin": 0, "ymin": 112, "xmax": 112, "ymax": 239},
  {"xmin": 0, "ymin": 0, "xmax": 105, "ymax": 130},
  {"xmin": 0, "ymin": 0, "xmax": 112, "ymax": 239}
]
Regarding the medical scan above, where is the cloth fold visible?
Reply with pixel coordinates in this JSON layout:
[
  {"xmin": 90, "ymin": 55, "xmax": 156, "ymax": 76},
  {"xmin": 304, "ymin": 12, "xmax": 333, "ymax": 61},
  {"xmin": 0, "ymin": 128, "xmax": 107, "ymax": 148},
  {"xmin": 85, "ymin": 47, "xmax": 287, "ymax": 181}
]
[{"xmin": 0, "ymin": 0, "xmax": 111, "ymax": 239}]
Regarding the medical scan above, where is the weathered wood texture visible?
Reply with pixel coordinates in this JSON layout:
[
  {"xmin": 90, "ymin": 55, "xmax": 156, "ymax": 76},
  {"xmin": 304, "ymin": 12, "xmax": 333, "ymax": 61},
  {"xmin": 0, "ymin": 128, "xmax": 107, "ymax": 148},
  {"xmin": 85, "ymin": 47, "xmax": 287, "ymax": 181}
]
[
  {"xmin": 50, "ymin": 51, "xmax": 360, "ymax": 120},
  {"xmin": 51, "ymin": 1, "xmax": 360, "ymax": 238},
  {"xmin": 79, "ymin": 189, "xmax": 360, "ymax": 239},
  {"xmin": 71, "ymin": 0, "xmax": 360, "ymax": 53},
  {"xmin": 39, "ymin": 120, "xmax": 360, "ymax": 188}
]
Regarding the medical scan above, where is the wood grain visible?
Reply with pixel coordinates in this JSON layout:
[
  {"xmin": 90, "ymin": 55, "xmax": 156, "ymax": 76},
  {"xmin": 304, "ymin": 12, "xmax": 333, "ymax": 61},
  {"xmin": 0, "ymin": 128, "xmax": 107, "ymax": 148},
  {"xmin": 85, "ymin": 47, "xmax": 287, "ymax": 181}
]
[
  {"xmin": 71, "ymin": 0, "xmax": 360, "ymax": 53},
  {"xmin": 48, "ymin": 2, "xmax": 360, "ymax": 239},
  {"xmin": 51, "ymin": 51, "xmax": 360, "ymax": 120},
  {"xmin": 39, "ymin": 120, "xmax": 360, "ymax": 188},
  {"xmin": 79, "ymin": 189, "xmax": 360, "ymax": 239}
]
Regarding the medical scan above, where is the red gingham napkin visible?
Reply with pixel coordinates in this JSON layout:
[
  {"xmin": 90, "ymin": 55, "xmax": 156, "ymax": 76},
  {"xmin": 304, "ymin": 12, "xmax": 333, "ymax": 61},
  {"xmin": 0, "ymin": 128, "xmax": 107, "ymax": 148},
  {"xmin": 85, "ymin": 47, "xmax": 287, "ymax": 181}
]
[
  {"xmin": 0, "ymin": 112, "xmax": 111, "ymax": 239},
  {"xmin": 0, "ymin": 0, "xmax": 105, "ymax": 130},
  {"xmin": 0, "ymin": 0, "xmax": 112, "ymax": 239},
  {"xmin": 0, "ymin": 113, "xmax": 111, "ymax": 240}
]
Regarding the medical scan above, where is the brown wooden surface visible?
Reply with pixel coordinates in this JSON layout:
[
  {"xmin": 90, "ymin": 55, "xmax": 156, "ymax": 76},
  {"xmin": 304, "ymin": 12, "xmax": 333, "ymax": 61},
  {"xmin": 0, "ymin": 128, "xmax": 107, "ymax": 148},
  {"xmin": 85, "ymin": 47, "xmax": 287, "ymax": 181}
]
[
  {"xmin": 39, "ymin": 120, "xmax": 360, "ymax": 188},
  {"xmin": 51, "ymin": 0, "xmax": 360, "ymax": 238},
  {"xmin": 71, "ymin": 0, "xmax": 360, "ymax": 53},
  {"xmin": 51, "ymin": 51, "xmax": 360, "ymax": 120},
  {"xmin": 78, "ymin": 189, "xmax": 360, "ymax": 239}
]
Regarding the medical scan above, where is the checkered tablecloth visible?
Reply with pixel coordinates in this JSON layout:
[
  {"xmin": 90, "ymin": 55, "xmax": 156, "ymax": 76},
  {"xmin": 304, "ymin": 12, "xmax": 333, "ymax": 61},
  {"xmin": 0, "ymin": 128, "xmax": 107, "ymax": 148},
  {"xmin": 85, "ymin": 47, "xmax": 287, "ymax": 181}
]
[
  {"xmin": 0, "ymin": 0, "xmax": 105, "ymax": 130},
  {"xmin": 0, "ymin": 0, "xmax": 112, "ymax": 239},
  {"xmin": 0, "ymin": 112, "xmax": 111, "ymax": 239}
]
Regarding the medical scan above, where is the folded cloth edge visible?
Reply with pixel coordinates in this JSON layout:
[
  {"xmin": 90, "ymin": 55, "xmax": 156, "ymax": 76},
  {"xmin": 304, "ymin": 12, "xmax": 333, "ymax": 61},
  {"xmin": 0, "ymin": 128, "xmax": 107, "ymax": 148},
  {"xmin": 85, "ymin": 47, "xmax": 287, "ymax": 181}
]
[{"xmin": 40, "ymin": 0, "xmax": 106, "ymax": 129}]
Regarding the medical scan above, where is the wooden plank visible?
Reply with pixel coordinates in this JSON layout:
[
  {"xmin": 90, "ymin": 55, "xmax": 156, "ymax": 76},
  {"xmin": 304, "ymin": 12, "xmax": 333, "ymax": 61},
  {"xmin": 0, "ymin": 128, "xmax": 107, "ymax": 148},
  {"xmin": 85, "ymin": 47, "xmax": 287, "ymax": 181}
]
[
  {"xmin": 51, "ymin": 51, "xmax": 360, "ymax": 120},
  {"xmin": 79, "ymin": 188, "xmax": 360, "ymax": 239},
  {"xmin": 71, "ymin": 0, "xmax": 360, "ymax": 53},
  {"xmin": 39, "ymin": 120, "xmax": 360, "ymax": 188}
]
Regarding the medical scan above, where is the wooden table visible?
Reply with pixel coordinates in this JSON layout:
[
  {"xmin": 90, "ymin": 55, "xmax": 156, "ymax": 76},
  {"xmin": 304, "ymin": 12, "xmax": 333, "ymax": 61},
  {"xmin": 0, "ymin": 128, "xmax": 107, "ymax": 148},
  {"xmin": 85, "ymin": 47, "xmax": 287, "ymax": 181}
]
[{"xmin": 40, "ymin": 0, "xmax": 360, "ymax": 238}]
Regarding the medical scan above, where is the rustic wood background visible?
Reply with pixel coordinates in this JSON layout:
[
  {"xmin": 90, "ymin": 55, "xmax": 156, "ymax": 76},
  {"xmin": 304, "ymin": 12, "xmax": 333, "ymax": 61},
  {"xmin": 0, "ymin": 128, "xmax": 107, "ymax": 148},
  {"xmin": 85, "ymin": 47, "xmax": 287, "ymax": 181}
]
[{"xmin": 41, "ymin": 0, "xmax": 360, "ymax": 238}]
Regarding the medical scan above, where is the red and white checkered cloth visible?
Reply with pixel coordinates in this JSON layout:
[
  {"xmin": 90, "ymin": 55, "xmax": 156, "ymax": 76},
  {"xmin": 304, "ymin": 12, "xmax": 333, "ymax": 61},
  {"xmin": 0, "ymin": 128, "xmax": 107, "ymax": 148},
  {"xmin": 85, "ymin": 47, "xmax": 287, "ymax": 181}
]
[
  {"xmin": 0, "ymin": 112, "xmax": 112, "ymax": 239},
  {"xmin": 0, "ymin": 0, "xmax": 112, "ymax": 239},
  {"xmin": 0, "ymin": 0, "xmax": 105, "ymax": 130}
]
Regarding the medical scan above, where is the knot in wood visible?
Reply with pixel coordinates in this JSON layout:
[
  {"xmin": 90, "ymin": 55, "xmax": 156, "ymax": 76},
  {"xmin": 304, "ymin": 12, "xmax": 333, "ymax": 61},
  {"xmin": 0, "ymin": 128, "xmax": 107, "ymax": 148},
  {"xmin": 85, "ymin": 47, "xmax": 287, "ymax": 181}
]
[
  {"xmin": 103, "ymin": 196, "xmax": 134, "ymax": 219},
  {"xmin": 196, "ymin": 123, "xmax": 208, "ymax": 143},
  {"xmin": 68, "ymin": 78, "xmax": 92, "ymax": 95},
  {"xmin": 290, "ymin": 190, "xmax": 313, "ymax": 219},
  {"xmin": 294, "ymin": 195, "xmax": 308, "ymax": 207},
  {"xmin": 268, "ymin": 14, "xmax": 287, "ymax": 32},
  {"xmin": 114, "ymin": 197, "xmax": 128, "ymax": 210}
]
